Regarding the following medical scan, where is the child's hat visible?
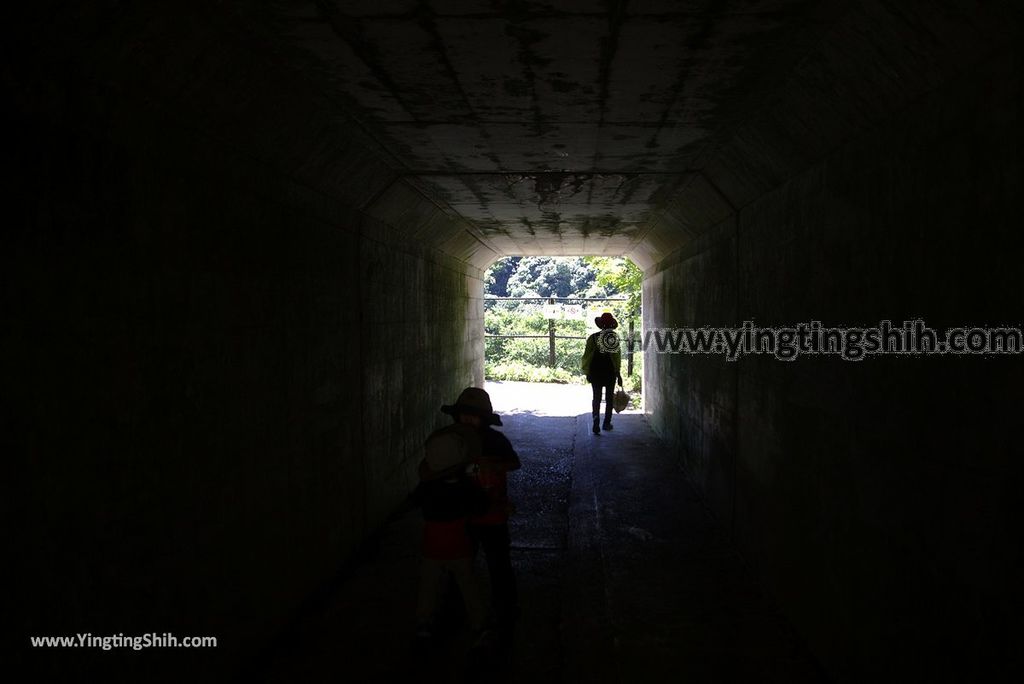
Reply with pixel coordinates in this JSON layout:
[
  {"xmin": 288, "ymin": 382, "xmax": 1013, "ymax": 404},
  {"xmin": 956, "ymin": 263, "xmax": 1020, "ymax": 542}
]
[
  {"xmin": 424, "ymin": 423, "xmax": 482, "ymax": 472},
  {"xmin": 441, "ymin": 386, "xmax": 502, "ymax": 426}
]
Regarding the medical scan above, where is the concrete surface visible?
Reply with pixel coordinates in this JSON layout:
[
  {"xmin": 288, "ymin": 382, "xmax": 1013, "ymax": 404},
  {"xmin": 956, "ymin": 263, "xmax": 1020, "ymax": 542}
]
[
  {"xmin": 255, "ymin": 381, "xmax": 822, "ymax": 683},
  {"xmin": 7, "ymin": 7, "xmax": 490, "ymax": 673},
  {"xmin": 642, "ymin": 28, "xmax": 1022, "ymax": 684},
  {"xmin": 227, "ymin": 0, "xmax": 1020, "ymax": 271}
]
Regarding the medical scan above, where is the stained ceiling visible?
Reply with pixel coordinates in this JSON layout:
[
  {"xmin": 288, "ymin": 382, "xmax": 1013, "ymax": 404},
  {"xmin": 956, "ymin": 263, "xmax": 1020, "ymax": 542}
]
[{"xmin": 243, "ymin": 0, "xmax": 838, "ymax": 266}]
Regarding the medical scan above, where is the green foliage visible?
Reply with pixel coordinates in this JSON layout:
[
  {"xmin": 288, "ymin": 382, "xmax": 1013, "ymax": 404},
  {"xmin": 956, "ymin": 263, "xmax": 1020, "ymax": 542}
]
[
  {"xmin": 484, "ymin": 361, "xmax": 583, "ymax": 384},
  {"xmin": 484, "ymin": 308, "xmax": 589, "ymax": 374},
  {"xmin": 485, "ymin": 256, "xmax": 519, "ymax": 297},
  {"xmin": 504, "ymin": 256, "xmax": 598, "ymax": 298},
  {"xmin": 583, "ymin": 257, "xmax": 643, "ymax": 319},
  {"xmin": 625, "ymin": 367, "xmax": 642, "ymax": 395},
  {"xmin": 483, "ymin": 255, "xmax": 644, "ymax": 408}
]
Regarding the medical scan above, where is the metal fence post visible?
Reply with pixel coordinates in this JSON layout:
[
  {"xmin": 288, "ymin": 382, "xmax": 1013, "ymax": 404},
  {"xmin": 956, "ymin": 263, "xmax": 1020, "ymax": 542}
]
[{"xmin": 548, "ymin": 297, "xmax": 556, "ymax": 367}]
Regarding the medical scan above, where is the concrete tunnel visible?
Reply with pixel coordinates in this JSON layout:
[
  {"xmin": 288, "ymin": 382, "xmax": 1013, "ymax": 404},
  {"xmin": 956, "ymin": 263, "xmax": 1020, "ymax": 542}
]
[{"xmin": 7, "ymin": 1, "xmax": 1021, "ymax": 682}]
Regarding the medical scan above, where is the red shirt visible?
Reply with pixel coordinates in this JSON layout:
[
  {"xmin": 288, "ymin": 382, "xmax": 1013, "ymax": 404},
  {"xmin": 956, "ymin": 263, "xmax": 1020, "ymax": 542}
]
[
  {"xmin": 470, "ymin": 427, "xmax": 519, "ymax": 525},
  {"xmin": 471, "ymin": 466, "xmax": 510, "ymax": 525}
]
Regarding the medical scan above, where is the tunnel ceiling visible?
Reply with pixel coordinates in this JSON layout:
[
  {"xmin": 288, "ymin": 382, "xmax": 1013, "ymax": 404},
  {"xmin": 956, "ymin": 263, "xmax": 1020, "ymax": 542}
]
[{"xmin": 241, "ymin": 0, "xmax": 842, "ymax": 267}]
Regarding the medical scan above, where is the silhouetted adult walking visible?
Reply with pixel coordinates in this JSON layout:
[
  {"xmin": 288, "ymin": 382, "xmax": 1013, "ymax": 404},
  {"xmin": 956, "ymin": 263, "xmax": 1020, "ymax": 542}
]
[{"xmin": 581, "ymin": 312, "xmax": 623, "ymax": 434}]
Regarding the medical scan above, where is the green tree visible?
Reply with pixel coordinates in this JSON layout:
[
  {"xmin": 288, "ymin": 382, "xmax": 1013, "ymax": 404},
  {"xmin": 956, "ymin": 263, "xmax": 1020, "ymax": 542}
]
[
  {"xmin": 583, "ymin": 257, "xmax": 642, "ymax": 319},
  {"xmin": 506, "ymin": 256, "xmax": 597, "ymax": 298},
  {"xmin": 485, "ymin": 256, "xmax": 520, "ymax": 296}
]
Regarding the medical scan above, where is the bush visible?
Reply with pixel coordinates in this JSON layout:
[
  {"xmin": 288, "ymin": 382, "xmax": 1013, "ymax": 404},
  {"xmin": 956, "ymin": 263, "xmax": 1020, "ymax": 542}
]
[
  {"xmin": 485, "ymin": 361, "xmax": 584, "ymax": 384},
  {"xmin": 623, "ymin": 368, "xmax": 642, "ymax": 393}
]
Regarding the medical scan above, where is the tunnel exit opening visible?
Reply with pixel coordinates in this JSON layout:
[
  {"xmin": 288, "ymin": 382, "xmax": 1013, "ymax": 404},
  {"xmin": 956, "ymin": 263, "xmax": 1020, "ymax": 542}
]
[{"xmin": 481, "ymin": 256, "xmax": 643, "ymax": 411}]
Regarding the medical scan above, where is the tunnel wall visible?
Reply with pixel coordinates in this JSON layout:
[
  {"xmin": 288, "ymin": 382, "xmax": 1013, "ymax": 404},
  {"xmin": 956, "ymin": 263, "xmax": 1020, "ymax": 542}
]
[
  {"xmin": 7, "ymin": 5, "xmax": 485, "ymax": 676},
  {"xmin": 644, "ymin": 7, "xmax": 1021, "ymax": 682}
]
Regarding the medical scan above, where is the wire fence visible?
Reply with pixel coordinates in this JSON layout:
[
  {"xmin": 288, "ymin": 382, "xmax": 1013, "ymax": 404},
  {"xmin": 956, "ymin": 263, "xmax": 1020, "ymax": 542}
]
[{"xmin": 484, "ymin": 296, "xmax": 639, "ymax": 374}]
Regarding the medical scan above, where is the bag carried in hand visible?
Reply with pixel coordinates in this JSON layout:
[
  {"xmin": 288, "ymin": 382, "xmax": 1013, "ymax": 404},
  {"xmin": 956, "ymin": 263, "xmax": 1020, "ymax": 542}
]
[{"xmin": 613, "ymin": 388, "xmax": 631, "ymax": 413}]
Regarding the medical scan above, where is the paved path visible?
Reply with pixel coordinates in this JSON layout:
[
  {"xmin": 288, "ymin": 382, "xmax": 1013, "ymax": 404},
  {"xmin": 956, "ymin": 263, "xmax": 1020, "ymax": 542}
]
[{"xmin": 259, "ymin": 381, "xmax": 823, "ymax": 683}]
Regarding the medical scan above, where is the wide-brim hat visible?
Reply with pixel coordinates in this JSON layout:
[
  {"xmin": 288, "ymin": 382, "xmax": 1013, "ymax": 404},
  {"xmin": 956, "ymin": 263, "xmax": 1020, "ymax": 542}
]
[
  {"xmin": 595, "ymin": 312, "xmax": 619, "ymax": 329},
  {"xmin": 441, "ymin": 386, "xmax": 502, "ymax": 426}
]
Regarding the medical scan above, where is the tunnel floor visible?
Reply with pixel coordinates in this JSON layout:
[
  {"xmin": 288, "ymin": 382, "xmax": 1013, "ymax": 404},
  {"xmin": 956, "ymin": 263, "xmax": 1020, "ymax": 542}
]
[{"xmin": 258, "ymin": 382, "xmax": 825, "ymax": 683}]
